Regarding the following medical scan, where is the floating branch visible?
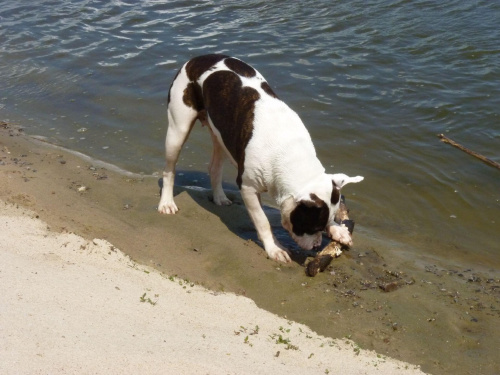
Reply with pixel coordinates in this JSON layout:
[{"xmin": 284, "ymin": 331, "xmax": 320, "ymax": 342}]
[{"xmin": 438, "ymin": 134, "xmax": 500, "ymax": 170}]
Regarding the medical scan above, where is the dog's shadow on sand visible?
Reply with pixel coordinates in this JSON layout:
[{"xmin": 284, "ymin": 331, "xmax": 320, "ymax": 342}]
[{"xmin": 159, "ymin": 172, "xmax": 329, "ymax": 265}]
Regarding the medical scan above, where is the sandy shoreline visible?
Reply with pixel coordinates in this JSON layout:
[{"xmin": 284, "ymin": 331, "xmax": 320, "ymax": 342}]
[
  {"xmin": 1, "ymin": 124, "xmax": 498, "ymax": 374},
  {"xmin": 1, "ymin": 200, "xmax": 426, "ymax": 374}
]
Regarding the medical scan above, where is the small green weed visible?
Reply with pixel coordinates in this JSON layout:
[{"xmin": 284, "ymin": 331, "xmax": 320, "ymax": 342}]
[
  {"xmin": 271, "ymin": 334, "xmax": 298, "ymax": 350},
  {"xmin": 140, "ymin": 292, "xmax": 158, "ymax": 306}
]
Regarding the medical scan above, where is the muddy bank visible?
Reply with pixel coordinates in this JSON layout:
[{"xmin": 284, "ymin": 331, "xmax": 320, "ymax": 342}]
[{"xmin": 1, "ymin": 123, "xmax": 498, "ymax": 375}]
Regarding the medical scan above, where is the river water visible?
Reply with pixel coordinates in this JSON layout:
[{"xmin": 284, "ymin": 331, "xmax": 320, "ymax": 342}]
[{"xmin": 1, "ymin": 0, "xmax": 499, "ymax": 270}]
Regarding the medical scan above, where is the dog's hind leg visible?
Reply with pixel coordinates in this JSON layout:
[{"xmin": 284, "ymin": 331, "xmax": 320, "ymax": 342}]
[
  {"xmin": 206, "ymin": 120, "xmax": 232, "ymax": 206},
  {"xmin": 158, "ymin": 83, "xmax": 198, "ymax": 214}
]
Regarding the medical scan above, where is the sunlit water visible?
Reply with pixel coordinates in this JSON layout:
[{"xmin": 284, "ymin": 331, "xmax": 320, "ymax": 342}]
[{"xmin": 1, "ymin": 0, "xmax": 499, "ymax": 270}]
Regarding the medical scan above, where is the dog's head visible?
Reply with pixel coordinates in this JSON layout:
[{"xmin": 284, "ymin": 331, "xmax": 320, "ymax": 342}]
[{"xmin": 280, "ymin": 173, "xmax": 363, "ymax": 250}]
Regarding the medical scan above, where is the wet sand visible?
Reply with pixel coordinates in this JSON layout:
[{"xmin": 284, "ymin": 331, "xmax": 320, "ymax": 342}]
[{"xmin": 1, "ymin": 123, "xmax": 498, "ymax": 374}]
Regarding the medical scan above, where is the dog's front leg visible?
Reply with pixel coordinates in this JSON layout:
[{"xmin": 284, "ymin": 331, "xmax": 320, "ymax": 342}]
[{"xmin": 240, "ymin": 186, "xmax": 291, "ymax": 263}]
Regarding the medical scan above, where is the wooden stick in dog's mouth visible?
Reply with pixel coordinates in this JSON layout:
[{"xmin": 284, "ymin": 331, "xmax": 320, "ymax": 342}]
[{"xmin": 305, "ymin": 196, "xmax": 354, "ymax": 277}]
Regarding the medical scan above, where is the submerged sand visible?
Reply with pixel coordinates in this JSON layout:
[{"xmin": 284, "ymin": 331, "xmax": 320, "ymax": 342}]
[{"xmin": 1, "ymin": 124, "xmax": 498, "ymax": 374}]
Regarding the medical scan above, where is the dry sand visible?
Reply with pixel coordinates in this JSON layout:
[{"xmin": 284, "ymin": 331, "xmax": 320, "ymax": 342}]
[{"xmin": 0, "ymin": 201, "xmax": 425, "ymax": 374}]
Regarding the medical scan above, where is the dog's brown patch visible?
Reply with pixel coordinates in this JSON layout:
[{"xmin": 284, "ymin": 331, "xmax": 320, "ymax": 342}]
[
  {"xmin": 185, "ymin": 54, "xmax": 229, "ymax": 82},
  {"xmin": 331, "ymin": 181, "xmax": 340, "ymax": 204},
  {"xmin": 183, "ymin": 81, "xmax": 204, "ymax": 111},
  {"xmin": 261, "ymin": 82, "xmax": 278, "ymax": 99},
  {"xmin": 224, "ymin": 57, "xmax": 257, "ymax": 78},
  {"xmin": 202, "ymin": 70, "xmax": 260, "ymax": 188},
  {"xmin": 290, "ymin": 194, "xmax": 329, "ymax": 236},
  {"xmin": 197, "ymin": 109, "xmax": 208, "ymax": 126}
]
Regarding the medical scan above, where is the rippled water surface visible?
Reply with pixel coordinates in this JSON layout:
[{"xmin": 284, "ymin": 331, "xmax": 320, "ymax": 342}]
[{"xmin": 1, "ymin": 0, "xmax": 499, "ymax": 268}]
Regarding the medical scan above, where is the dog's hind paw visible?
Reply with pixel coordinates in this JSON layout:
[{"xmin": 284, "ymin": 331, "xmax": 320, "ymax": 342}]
[
  {"xmin": 213, "ymin": 194, "xmax": 232, "ymax": 206},
  {"xmin": 158, "ymin": 200, "xmax": 179, "ymax": 215}
]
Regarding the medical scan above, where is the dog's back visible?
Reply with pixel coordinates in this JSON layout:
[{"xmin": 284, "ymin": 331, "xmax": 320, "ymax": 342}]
[{"xmin": 169, "ymin": 54, "xmax": 322, "ymax": 190}]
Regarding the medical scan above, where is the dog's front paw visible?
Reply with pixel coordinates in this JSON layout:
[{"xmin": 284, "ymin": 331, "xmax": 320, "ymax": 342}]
[
  {"xmin": 328, "ymin": 225, "xmax": 353, "ymax": 246},
  {"xmin": 266, "ymin": 245, "xmax": 291, "ymax": 263},
  {"xmin": 158, "ymin": 199, "xmax": 179, "ymax": 215}
]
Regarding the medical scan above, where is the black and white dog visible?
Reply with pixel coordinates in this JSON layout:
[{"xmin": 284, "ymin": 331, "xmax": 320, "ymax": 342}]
[{"xmin": 158, "ymin": 54, "xmax": 363, "ymax": 263}]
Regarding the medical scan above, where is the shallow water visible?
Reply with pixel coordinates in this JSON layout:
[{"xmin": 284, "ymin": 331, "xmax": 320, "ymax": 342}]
[{"xmin": 1, "ymin": 0, "xmax": 499, "ymax": 270}]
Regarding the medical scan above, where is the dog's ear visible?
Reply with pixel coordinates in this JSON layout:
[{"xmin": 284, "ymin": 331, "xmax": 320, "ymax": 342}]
[
  {"xmin": 280, "ymin": 195, "xmax": 296, "ymax": 232},
  {"xmin": 330, "ymin": 173, "xmax": 364, "ymax": 189}
]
